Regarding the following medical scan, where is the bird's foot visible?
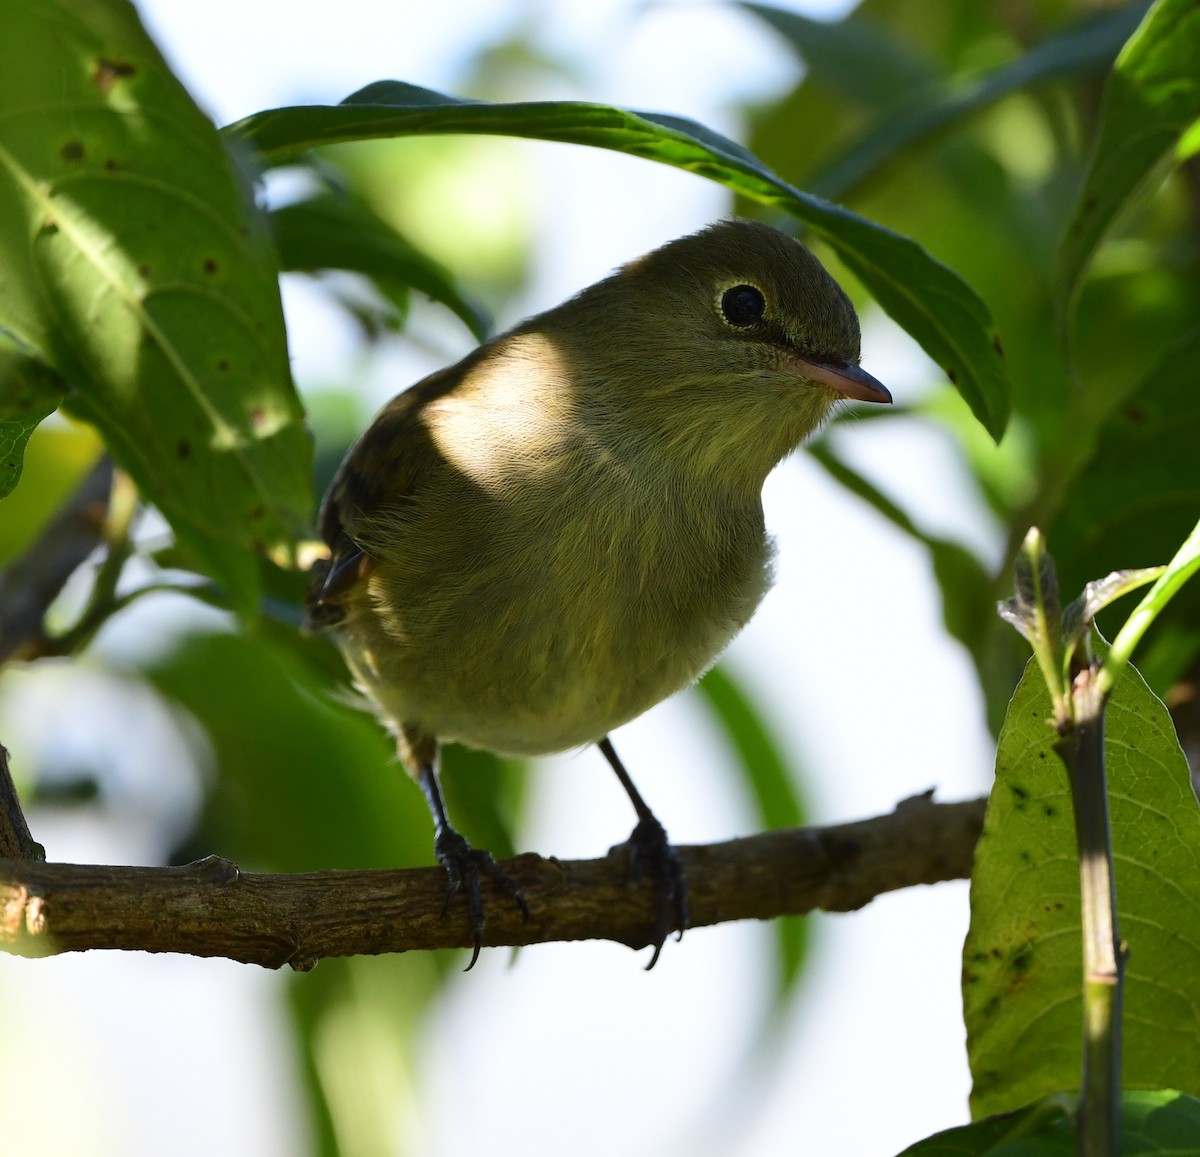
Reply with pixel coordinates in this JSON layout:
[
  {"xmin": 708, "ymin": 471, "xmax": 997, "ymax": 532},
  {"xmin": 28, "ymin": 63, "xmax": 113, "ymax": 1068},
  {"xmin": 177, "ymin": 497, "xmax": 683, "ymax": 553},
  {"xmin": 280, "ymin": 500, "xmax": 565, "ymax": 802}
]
[
  {"xmin": 434, "ymin": 827, "xmax": 529, "ymax": 970},
  {"xmin": 618, "ymin": 814, "xmax": 689, "ymax": 969}
]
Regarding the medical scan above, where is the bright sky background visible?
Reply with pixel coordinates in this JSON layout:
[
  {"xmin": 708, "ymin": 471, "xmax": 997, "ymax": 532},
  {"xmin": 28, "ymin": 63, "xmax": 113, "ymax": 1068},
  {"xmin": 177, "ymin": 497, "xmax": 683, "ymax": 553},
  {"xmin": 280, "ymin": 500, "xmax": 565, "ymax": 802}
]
[{"xmin": 0, "ymin": 2, "xmax": 1002, "ymax": 1154}]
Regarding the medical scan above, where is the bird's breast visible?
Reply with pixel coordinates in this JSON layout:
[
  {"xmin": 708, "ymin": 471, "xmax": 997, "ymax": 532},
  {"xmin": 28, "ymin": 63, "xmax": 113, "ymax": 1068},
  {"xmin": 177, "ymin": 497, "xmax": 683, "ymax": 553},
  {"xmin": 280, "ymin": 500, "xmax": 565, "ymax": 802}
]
[{"xmin": 341, "ymin": 392, "xmax": 773, "ymax": 754}]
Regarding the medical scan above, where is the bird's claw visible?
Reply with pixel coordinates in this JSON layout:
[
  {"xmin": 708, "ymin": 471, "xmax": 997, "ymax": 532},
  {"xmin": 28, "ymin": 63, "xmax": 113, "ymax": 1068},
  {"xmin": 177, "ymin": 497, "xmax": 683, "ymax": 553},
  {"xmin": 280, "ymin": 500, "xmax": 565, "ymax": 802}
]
[
  {"xmin": 434, "ymin": 828, "xmax": 529, "ymax": 970},
  {"xmin": 620, "ymin": 815, "xmax": 688, "ymax": 969}
]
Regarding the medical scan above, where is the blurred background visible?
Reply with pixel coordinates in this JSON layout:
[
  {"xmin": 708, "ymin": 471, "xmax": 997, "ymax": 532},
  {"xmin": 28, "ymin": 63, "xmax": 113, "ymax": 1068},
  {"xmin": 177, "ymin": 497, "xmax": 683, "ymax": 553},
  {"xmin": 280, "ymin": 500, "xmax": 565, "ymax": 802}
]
[{"xmin": 4, "ymin": 0, "xmax": 1196, "ymax": 1153}]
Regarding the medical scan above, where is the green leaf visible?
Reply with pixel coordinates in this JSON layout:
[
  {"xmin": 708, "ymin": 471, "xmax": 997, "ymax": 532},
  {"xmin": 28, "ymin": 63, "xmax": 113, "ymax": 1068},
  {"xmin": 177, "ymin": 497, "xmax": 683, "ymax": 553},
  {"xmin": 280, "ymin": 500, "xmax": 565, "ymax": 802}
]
[
  {"xmin": 269, "ymin": 175, "xmax": 490, "ymax": 342},
  {"xmin": 145, "ymin": 629, "xmax": 423, "ymax": 873},
  {"xmin": 1056, "ymin": 0, "xmax": 1200, "ymax": 312},
  {"xmin": 899, "ymin": 1090, "xmax": 1200, "ymax": 1155},
  {"xmin": 802, "ymin": 4, "xmax": 1148, "ymax": 202},
  {"xmin": 738, "ymin": 3, "xmax": 934, "ymax": 109},
  {"xmin": 696, "ymin": 664, "xmax": 810, "ymax": 999},
  {"xmin": 964, "ymin": 656, "xmax": 1200, "ymax": 1118},
  {"xmin": 0, "ymin": 346, "xmax": 65, "ymax": 500},
  {"xmin": 227, "ymin": 81, "xmax": 1011, "ymax": 440},
  {"xmin": 0, "ymin": 0, "xmax": 311, "ymax": 603},
  {"xmin": 1049, "ymin": 326, "xmax": 1200, "ymax": 689}
]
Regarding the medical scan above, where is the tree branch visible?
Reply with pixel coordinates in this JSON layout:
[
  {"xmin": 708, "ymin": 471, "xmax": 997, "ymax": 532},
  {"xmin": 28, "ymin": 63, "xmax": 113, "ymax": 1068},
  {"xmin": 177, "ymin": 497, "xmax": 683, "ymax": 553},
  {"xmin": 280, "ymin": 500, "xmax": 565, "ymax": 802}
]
[{"xmin": 0, "ymin": 793, "xmax": 985, "ymax": 969}]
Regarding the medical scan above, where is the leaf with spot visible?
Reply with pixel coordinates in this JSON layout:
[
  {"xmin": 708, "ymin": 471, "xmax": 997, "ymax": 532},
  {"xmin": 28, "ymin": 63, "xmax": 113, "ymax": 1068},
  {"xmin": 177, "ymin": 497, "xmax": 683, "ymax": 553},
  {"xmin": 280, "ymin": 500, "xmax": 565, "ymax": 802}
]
[
  {"xmin": 227, "ymin": 80, "xmax": 1010, "ymax": 440},
  {"xmin": 0, "ymin": 0, "xmax": 311, "ymax": 609},
  {"xmin": 0, "ymin": 344, "xmax": 65, "ymax": 500},
  {"xmin": 964, "ymin": 654, "xmax": 1200, "ymax": 1117}
]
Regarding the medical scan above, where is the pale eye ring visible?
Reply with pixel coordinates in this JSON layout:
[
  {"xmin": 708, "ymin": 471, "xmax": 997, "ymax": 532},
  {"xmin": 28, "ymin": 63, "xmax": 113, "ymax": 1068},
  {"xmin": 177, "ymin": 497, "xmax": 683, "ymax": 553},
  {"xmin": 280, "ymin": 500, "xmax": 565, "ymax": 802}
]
[{"xmin": 720, "ymin": 284, "xmax": 766, "ymax": 327}]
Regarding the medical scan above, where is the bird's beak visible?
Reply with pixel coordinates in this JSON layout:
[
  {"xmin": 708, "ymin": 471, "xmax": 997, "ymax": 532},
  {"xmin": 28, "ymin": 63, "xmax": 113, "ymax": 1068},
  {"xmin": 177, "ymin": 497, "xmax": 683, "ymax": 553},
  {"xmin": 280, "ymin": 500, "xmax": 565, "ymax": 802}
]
[{"xmin": 787, "ymin": 352, "xmax": 892, "ymax": 404}]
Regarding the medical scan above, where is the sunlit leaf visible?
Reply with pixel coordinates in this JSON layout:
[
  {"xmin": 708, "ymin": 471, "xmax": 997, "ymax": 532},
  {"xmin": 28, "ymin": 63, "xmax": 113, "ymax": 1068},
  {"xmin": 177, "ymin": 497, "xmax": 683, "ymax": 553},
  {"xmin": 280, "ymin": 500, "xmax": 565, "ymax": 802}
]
[{"xmin": 0, "ymin": 0, "xmax": 312, "ymax": 608}]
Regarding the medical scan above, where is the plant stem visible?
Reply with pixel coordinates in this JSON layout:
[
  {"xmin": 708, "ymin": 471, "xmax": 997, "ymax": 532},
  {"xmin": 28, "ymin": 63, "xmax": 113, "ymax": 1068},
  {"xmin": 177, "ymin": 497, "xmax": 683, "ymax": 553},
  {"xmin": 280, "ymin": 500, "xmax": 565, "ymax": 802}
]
[{"xmin": 1054, "ymin": 678, "xmax": 1123, "ymax": 1157}]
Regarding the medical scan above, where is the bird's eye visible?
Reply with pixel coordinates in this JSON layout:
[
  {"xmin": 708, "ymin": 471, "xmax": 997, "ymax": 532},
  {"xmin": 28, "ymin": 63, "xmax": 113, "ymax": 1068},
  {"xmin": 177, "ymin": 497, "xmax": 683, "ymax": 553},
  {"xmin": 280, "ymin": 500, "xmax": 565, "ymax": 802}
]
[{"xmin": 720, "ymin": 284, "xmax": 766, "ymax": 328}]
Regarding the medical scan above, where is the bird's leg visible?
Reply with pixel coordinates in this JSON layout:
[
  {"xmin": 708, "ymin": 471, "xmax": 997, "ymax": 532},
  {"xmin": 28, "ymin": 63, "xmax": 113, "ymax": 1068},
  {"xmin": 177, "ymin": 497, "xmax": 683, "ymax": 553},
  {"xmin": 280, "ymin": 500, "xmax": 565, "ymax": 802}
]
[
  {"xmin": 414, "ymin": 753, "xmax": 529, "ymax": 971},
  {"xmin": 598, "ymin": 736, "xmax": 688, "ymax": 968}
]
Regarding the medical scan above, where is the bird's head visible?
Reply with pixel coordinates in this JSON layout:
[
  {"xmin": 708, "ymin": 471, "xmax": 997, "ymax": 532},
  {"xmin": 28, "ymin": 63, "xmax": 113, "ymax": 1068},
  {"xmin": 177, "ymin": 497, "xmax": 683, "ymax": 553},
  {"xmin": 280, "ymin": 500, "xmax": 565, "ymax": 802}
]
[{"xmin": 533, "ymin": 219, "xmax": 890, "ymax": 490}]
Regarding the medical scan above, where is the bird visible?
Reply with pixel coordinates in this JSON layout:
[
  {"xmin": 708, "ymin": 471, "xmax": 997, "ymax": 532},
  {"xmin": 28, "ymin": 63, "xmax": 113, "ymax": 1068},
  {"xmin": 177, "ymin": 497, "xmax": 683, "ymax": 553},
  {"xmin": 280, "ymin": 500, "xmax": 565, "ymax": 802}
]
[{"xmin": 306, "ymin": 218, "xmax": 891, "ymax": 968}]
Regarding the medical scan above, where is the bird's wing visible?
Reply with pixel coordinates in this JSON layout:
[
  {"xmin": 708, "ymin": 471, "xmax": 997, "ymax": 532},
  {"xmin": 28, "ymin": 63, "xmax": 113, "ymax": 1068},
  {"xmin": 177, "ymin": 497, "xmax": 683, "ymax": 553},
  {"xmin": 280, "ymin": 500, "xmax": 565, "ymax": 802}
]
[{"xmin": 306, "ymin": 363, "xmax": 460, "ymax": 630}]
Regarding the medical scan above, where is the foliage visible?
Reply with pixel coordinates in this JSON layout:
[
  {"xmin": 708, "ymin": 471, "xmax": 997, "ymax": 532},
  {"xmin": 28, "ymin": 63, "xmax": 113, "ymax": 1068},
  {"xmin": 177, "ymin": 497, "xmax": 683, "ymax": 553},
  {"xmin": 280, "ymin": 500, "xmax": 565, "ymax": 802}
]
[
  {"xmin": 965, "ymin": 649, "xmax": 1200, "ymax": 1117},
  {"xmin": 899, "ymin": 1090, "xmax": 1200, "ymax": 1156},
  {"xmin": 1, "ymin": 0, "xmax": 1199, "ymax": 1153}
]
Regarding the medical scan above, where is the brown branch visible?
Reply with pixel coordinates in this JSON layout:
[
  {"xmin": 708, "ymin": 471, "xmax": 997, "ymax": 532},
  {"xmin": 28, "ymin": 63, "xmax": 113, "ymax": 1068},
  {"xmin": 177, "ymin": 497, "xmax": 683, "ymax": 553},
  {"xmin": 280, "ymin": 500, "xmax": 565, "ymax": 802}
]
[
  {"xmin": 0, "ymin": 744, "xmax": 44, "ymax": 861},
  {"xmin": 0, "ymin": 793, "xmax": 985, "ymax": 969}
]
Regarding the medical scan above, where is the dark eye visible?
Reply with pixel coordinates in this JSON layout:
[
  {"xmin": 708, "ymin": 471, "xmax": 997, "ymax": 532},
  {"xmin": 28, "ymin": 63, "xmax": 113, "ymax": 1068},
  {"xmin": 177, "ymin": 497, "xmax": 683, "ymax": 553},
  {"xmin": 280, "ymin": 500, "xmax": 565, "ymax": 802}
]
[{"xmin": 720, "ymin": 284, "xmax": 766, "ymax": 327}]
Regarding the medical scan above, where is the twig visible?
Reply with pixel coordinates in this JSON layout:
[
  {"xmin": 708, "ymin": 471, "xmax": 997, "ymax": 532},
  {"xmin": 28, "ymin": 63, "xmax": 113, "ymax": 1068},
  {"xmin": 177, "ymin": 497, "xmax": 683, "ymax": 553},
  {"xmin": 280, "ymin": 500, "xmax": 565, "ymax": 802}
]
[
  {"xmin": 0, "ymin": 744, "xmax": 44, "ymax": 861},
  {"xmin": 0, "ymin": 457, "xmax": 114, "ymax": 666},
  {"xmin": 0, "ymin": 793, "xmax": 985, "ymax": 969}
]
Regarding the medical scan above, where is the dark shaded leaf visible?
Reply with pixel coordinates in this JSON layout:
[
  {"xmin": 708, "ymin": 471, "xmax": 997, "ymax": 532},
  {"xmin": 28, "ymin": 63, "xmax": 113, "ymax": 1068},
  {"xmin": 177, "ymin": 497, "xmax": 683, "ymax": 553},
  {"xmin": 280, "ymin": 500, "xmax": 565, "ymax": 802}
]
[
  {"xmin": 1056, "ymin": 0, "xmax": 1200, "ymax": 312},
  {"xmin": 270, "ymin": 179, "xmax": 490, "ymax": 342},
  {"xmin": 0, "ymin": 345, "xmax": 65, "ymax": 499},
  {"xmin": 1050, "ymin": 326, "xmax": 1200, "ymax": 689}
]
